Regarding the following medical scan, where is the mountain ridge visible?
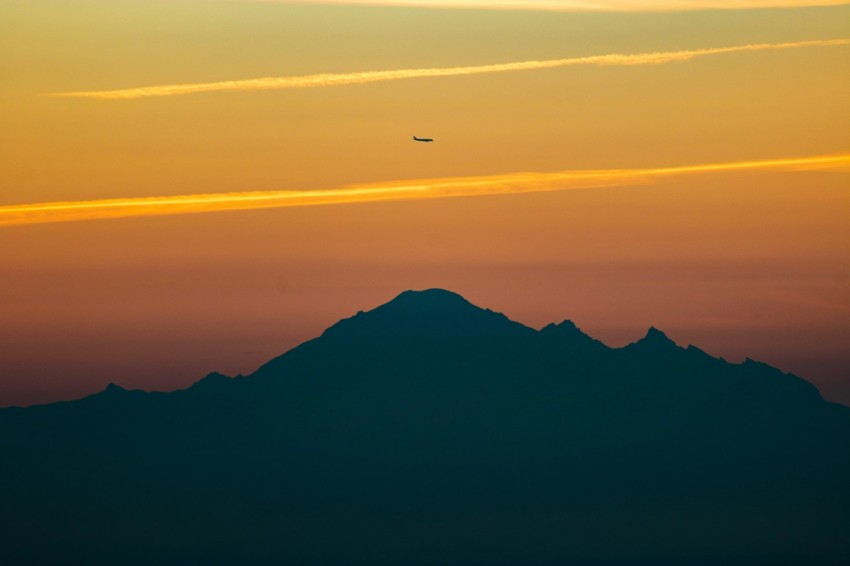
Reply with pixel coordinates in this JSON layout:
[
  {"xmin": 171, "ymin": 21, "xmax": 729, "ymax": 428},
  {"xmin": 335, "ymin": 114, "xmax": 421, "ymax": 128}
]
[
  {"xmin": 1, "ymin": 288, "xmax": 832, "ymax": 408},
  {"xmin": 1, "ymin": 288, "xmax": 848, "ymax": 564}
]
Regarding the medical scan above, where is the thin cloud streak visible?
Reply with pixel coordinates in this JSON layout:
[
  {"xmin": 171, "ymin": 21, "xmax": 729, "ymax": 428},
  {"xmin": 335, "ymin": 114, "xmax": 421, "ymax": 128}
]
[
  {"xmin": 260, "ymin": 1, "xmax": 850, "ymax": 12},
  {"xmin": 50, "ymin": 39, "xmax": 850, "ymax": 100},
  {"xmin": 2, "ymin": 154, "xmax": 847, "ymax": 227}
]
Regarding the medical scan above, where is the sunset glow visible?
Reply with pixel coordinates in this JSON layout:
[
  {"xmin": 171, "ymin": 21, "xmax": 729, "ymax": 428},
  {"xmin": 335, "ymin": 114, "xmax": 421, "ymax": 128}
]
[{"xmin": 2, "ymin": 0, "xmax": 849, "ymax": 408}]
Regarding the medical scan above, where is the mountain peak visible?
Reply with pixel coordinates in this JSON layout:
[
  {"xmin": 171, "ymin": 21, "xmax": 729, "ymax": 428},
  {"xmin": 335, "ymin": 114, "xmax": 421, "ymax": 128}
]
[
  {"xmin": 645, "ymin": 326, "xmax": 671, "ymax": 342},
  {"xmin": 388, "ymin": 288, "xmax": 472, "ymax": 308},
  {"xmin": 541, "ymin": 319, "xmax": 588, "ymax": 339},
  {"xmin": 625, "ymin": 326, "xmax": 679, "ymax": 351},
  {"xmin": 192, "ymin": 372, "xmax": 231, "ymax": 389},
  {"xmin": 103, "ymin": 382, "xmax": 126, "ymax": 394},
  {"xmin": 539, "ymin": 319, "xmax": 608, "ymax": 353},
  {"xmin": 340, "ymin": 288, "xmax": 484, "ymax": 326},
  {"xmin": 313, "ymin": 288, "xmax": 535, "ymax": 347}
]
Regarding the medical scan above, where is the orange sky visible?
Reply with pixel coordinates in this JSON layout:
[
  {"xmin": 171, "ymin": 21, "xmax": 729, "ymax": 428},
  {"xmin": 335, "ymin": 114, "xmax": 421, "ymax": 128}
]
[{"xmin": 1, "ymin": 1, "xmax": 848, "ymax": 406}]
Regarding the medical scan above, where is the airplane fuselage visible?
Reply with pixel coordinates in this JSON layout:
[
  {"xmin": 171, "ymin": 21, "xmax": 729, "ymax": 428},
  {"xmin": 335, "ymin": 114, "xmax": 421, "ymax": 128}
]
[{"xmin": 413, "ymin": 136, "xmax": 434, "ymax": 142}]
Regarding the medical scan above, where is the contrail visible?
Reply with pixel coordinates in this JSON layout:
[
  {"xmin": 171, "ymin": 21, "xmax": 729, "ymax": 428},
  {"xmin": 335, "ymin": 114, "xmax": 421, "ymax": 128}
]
[
  {"xmin": 2, "ymin": 154, "xmax": 847, "ymax": 227},
  {"xmin": 275, "ymin": 1, "xmax": 850, "ymax": 12},
  {"xmin": 50, "ymin": 39, "xmax": 850, "ymax": 100}
]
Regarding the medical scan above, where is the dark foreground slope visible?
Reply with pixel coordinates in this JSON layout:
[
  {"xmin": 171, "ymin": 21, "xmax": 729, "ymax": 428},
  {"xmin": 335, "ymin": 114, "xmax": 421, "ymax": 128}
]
[{"xmin": 2, "ymin": 289, "xmax": 849, "ymax": 564}]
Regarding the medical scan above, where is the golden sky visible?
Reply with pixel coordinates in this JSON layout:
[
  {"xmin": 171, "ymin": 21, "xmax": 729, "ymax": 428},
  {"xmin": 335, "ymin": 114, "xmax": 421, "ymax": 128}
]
[{"xmin": 1, "ymin": 0, "xmax": 848, "ymax": 406}]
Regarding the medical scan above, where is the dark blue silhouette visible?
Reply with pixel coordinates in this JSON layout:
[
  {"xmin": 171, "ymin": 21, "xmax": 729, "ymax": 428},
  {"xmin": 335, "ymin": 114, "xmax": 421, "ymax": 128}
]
[{"xmin": 1, "ymin": 289, "xmax": 848, "ymax": 564}]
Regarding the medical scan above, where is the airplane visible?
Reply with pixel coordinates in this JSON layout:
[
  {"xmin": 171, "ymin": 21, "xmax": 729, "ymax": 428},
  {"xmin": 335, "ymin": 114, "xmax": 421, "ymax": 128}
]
[{"xmin": 413, "ymin": 136, "xmax": 434, "ymax": 142}]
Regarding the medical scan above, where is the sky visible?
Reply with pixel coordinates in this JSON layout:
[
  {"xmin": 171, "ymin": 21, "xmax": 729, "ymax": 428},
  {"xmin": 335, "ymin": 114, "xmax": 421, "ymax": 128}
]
[{"xmin": 1, "ymin": 0, "xmax": 848, "ymax": 407}]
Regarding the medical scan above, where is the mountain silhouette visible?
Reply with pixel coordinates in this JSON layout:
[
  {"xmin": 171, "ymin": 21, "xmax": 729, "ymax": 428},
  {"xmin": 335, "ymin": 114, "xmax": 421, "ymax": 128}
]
[{"xmin": 2, "ymin": 289, "xmax": 849, "ymax": 564}]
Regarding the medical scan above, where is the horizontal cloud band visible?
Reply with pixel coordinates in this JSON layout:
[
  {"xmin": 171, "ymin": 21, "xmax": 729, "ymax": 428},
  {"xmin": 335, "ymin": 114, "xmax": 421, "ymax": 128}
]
[
  {"xmin": 2, "ymin": 154, "xmax": 848, "ymax": 227},
  {"xmin": 277, "ymin": 1, "xmax": 850, "ymax": 12},
  {"xmin": 50, "ymin": 39, "xmax": 849, "ymax": 100}
]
